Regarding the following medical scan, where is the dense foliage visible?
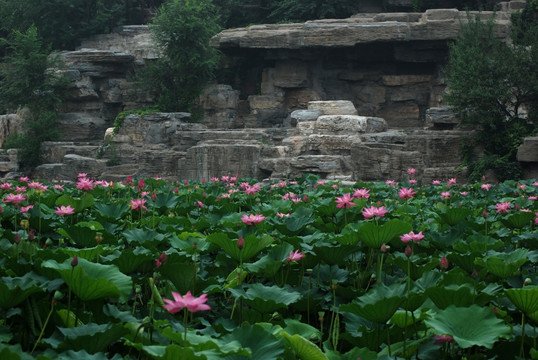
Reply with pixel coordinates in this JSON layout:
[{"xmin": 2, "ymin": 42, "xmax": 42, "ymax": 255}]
[
  {"xmin": 0, "ymin": 26, "xmax": 68, "ymax": 168},
  {"xmin": 0, "ymin": 0, "xmax": 165, "ymax": 51},
  {"xmin": 444, "ymin": 8, "xmax": 538, "ymax": 181},
  {"xmin": 138, "ymin": 0, "xmax": 221, "ymax": 113},
  {"xmin": 0, "ymin": 173, "xmax": 536, "ymax": 359}
]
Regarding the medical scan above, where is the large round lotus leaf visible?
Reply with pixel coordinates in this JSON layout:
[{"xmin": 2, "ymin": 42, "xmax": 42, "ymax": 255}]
[
  {"xmin": 437, "ymin": 207, "xmax": 472, "ymax": 226},
  {"xmin": 424, "ymin": 305, "xmax": 511, "ymax": 349},
  {"xmin": 222, "ymin": 324, "xmax": 284, "ymax": 360},
  {"xmin": 241, "ymin": 284, "xmax": 302, "ymax": 313},
  {"xmin": 356, "ymin": 219, "xmax": 412, "ymax": 249},
  {"xmin": 281, "ymin": 332, "xmax": 328, "ymax": 360},
  {"xmin": 501, "ymin": 211, "xmax": 536, "ymax": 229},
  {"xmin": 206, "ymin": 232, "xmax": 274, "ymax": 262},
  {"xmin": 505, "ymin": 287, "xmax": 538, "ymax": 319},
  {"xmin": 339, "ymin": 283, "xmax": 406, "ymax": 323},
  {"xmin": 42, "ymin": 258, "xmax": 132, "ymax": 302},
  {"xmin": 474, "ymin": 249, "xmax": 528, "ymax": 279}
]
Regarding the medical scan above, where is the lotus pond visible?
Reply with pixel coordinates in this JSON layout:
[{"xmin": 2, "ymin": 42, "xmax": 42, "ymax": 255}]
[{"xmin": 0, "ymin": 174, "xmax": 537, "ymax": 359}]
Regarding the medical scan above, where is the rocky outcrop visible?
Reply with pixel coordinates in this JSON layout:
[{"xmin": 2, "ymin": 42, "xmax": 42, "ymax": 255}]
[{"xmin": 1, "ymin": 3, "xmax": 532, "ymax": 182}]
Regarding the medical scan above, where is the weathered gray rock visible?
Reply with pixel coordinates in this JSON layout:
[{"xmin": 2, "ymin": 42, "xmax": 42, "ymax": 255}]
[
  {"xmin": 0, "ymin": 113, "xmax": 23, "ymax": 148},
  {"xmin": 290, "ymin": 110, "xmax": 322, "ymax": 123},
  {"xmin": 425, "ymin": 107, "xmax": 459, "ymax": 128},
  {"xmin": 517, "ymin": 137, "xmax": 538, "ymax": 162},
  {"xmin": 61, "ymin": 154, "xmax": 107, "ymax": 180},
  {"xmin": 308, "ymin": 101, "xmax": 358, "ymax": 116},
  {"xmin": 58, "ymin": 113, "xmax": 110, "ymax": 142}
]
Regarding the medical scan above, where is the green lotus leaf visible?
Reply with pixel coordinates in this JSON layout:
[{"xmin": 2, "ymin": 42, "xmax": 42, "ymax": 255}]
[
  {"xmin": 244, "ymin": 243, "xmax": 294, "ymax": 277},
  {"xmin": 153, "ymin": 192, "xmax": 179, "ymax": 210},
  {"xmin": 426, "ymin": 284, "xmax": 476, "ymax": 309},
  {"xmin": 93, "ymin": 202, "xmax": 130, "ymax": 220},
  {"xmin": 505, "ymin": 287, "xmax": 538, "ymax": 318},
  {"xmin": 436, "ymin": 205, "xmax": 472, "ymax": 226},
  {"xmin": 159, "ymin": 253, "xmax": 197, "ymax": 294},
  {"xmin": 42, "ymin": 258, "xmax": 132, "ymax": 302},
  {"xmin": 356, "ymin": 219, "xmax": 412, "ymax": 249},
  {"xmin": 326, "ymin": 347, "xmax": 377, "ymax": 360},
  {"xmin": 206, "ymin": 232, "xmax": 274, "ymax": 262},
  {"xmin": 424, "ymin": 305, "xmax": 511, "ymax": 349},
  {"xmin": 0, "ymin": 272, "xmax": 45, "ymax": 309},
  {"xmin": 122, "ymin": 228, "xmax": 165, "ymax": 248},
  {"xmin": 389, "ymin": 252, "xmax": 440, "ymax": 280},
  {"xmin": 274, "ymin": 206, "xmax": 314, "ymax": 235},
  {"xmin": 60, "ymin": 246, "xmax": 111, "ymax": 263},
  {"xmin": 45, "ymin": 323, "xmax": 128, "ymax": 353},
  {"xmin": 339, "ymin": 283, "xmax": 406, "ymax": 323},
  {"xmin": 283, "ymin": 319, "xmax": 321, "ymax": 342},
  {"xmin": 109, "ymin": 247, "xmax": 154, "ymax": 274},
  {"xmin": 241, "ymin": 284, "xmax": 302, "ymax": 313},
  {"xmin": 222, "ymin": 324, "xmax": 284, "ymax": 360},
  {"xmin": 501, "ymin": 211, "xmax": 536, "ymax": 229},
  {"xmin": 474, "ymin": 249, "xmax": 528, "ymax": 279},
  {"xmin": 57, "ymin": 225, "xmax": 99, "ymax": 248},
  {"xmin": 55, "ymin": 193, "xmax": 95, "ymax": 212},
  {"xmin": 312, "ymin": 244, "xmax": 357, "ymax": 265},
  {"xmin": 0, "ymin": 344, "xmax": 35, "ymax": 360},
  {"xmin": 281, "ymin": 332, "xmax": 328, "ymax": 360}
]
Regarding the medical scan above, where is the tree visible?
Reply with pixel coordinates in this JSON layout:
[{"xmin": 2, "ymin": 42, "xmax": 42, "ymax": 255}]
[
  {"xmin": 140, "ymin": 0, "xmax": 221, "ymax": 113},
  {"xmin": 0, "ymin": 26, "xmax": 68, "ymax": 168},
  {"xmin": 443, "ymin": 12, "xmax": 538, "ymax": 181}
]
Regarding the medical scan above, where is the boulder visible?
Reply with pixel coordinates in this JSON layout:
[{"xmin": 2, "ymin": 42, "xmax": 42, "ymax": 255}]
[{"xmin": 307, "ymin": 100, "xmax": 358, "ymax": 116}]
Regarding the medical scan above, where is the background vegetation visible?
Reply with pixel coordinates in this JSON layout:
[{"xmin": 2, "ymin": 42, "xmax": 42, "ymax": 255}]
[{"xmin": 444, "ymin": 3, "xmax": 538, "ymax": 181}]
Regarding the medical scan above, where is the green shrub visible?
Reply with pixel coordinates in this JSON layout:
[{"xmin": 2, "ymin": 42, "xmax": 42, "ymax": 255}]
[
  {"xmin": 444, "ymin": 13, "xmax": 538, "ymax": 181},
  {"xmin": 136, "ymin": 0, "xmax": 221, "ymax": 114}
]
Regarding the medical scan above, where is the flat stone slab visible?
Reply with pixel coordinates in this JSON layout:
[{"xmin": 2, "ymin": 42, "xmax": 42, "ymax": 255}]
[
  {"xmin": 308, "ymin": 100, "xmax": 358, "ymax": 116},
  {"xmin": 517, "ymin": 137, "xmax": 538, "ymax": 162}
]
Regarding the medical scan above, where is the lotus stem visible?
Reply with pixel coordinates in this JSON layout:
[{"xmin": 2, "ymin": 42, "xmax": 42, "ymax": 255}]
[
  {"xmin": 520, "ymin": 313, "xmax": 526, "ymax": 359},
  {"xmin": 31, "ymin": 299, "xmax": 54, "ymax": 355}
]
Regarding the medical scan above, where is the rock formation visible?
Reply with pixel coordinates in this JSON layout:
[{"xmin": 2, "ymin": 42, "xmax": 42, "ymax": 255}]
[{"xmin": 0, "ymin": 2, "xmax": 536, "ymax": 182}]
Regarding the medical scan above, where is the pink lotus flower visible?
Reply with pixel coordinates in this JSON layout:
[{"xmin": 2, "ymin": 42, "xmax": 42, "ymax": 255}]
[
  {"xmin": 3, "ymin": 193, "xmax": 27, "ymax": 206},
  {"xmin": 55, "ymin": 205, "xmax": 75, "ymax": 216},
  {"xmin": 433, "ymin": 334, "xmax": 454, "ymax": 344},
  {"xmin": 19, "ymin": 176, "xmax": 29, "ymax": 182},
  {"xmin": 163, "ymin": 291, "xmax": 211, "ymax": 314},
  {"xmin": 400, "ymin": 231, "xmax": 424, "ymax": 243},
  {"xmin": 76, "ymin": 178, "xmax": 94, "ymax": 191},
  {"xmin": 15, "ymin": 186, "xmax": 27, "ymax": 193},
  {"xmin": 276, "ymin": 212, "xmax": 290, "ymax": 218},
  {"xmin": 77, "ymin": 173, "xmax": 87, "ymax": 178},
  {"xmin": 130, "ymin": 199, "xmax": 147, "ymax": 211},
  {"xmin": 495, "ymin": 202, "xmax": 511, "ymax": 214},
  {"xmin": 432, "ymin": 180, "xmax": 441, "ymax": 186},
  {"xmin": 460, "ymin": 191, "xmax": 468, "ymax": 196},
  {"xmin": 54, "ymin": 184, "xmax": 65, "ymax": 191},
  {"xmin": 481, "ymin": 183, "xmax": 492, "ymax": 191},
  {"xmin": 362, "ymin": 206, "xmax": 389, "ymax": 219},
  {"xmin": 529, "ymin": 196, "xmax": 537, "ymax": 201},
  {"xmin": 440, "ymin": 192, "xmax": 451, "ymax": 199},
  {"xmin": 385, "ymin": 180, "xmax": 397, "ymax": 186},
  {"xmin": 331, "ymin": 184, "xmax": 339, "ymax": 189},
  {"xmin": 285, "ymin": 250, "xmax": 304, "ymax": 262},
  {"xmin": 447, "ymin": 178, "xmax": 457, "ymax": 185},
  {"xmin": 335, "ymin": 193, "xmax": 356, "ymax": 208},
  {"xmin": 409, "ymin": 179, "xmax": 417, "ymax": 185},
  {"xmin": 244, "ymin": 184, "xmax": 261, "ymax": 195},
  {"xmin": 210, "ymin": 177, "xmax": 219, "ymax": 182},
  {"xmin": 20, "ymin": 205, "xmax": 34, "ymax": 213},
  {"xmin": 398, "ymin": 187, "xmax": 416, "ymax": 200},
  {"xmin": 241, "ymin": 213, "xmax": 265, "ymax": 225},
  {"xmin": 353, "ymin": 188, "xmax": 370, "ymax": 199},
  {"xmin": 137, "ymin": 179, "xmax": 145, "ymax": 192},
  {"xmin": 0, "ymin": 182, "xmax": 13, "ymax": 190},
  {"xmin": 196, "ymin": 200, "xmax": 205, "ymax": 208},
  {"xmin": 407, "ymin": 168, "xmax": 416, "ymax": 175}
]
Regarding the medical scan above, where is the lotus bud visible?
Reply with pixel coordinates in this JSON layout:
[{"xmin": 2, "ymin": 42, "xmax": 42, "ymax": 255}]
[
  {"xmin": 54, "ymin": 290, "xmax": 64, "ymax": 300},
  {"xmin": 440, "ymin": 256, "xmax": 449, "ymax": 270},
  {"xmin": 237, "ymin": 236, "xmax": 245, "ymax": 249},
  {"xmin": 95, "ymin": 232, "xmax": 103, "ymax": 244},
  {"xmin": 404, "ymin": 245, "xmax": 412, "ymax": 258},
  {"xmin": 524, "ymin": 278, "xmax": 532, "ymax": 286},
  {"xmin": 380, "ymin": 243, "xmax": 389, "ymax": 253},
  {"xmin": 71, "ymin": 256, "xmax": 78, "ymax": 267}
]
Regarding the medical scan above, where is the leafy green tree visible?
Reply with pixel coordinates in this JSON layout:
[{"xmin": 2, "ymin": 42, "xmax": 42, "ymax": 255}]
[
  {"xmin": 139, "ymin": 0, "xmax": 221, "ymax": 113},
  {"xmin": 444, "ymin": 13, "xmax": 538, "ymax": 181},
  {"xmin": 0, "ymin": 0, "xmax": 165, "ymax": 51},
  {"xmin": 0, "ymin": 26, "xmax": 68, "ymax": 167}
]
